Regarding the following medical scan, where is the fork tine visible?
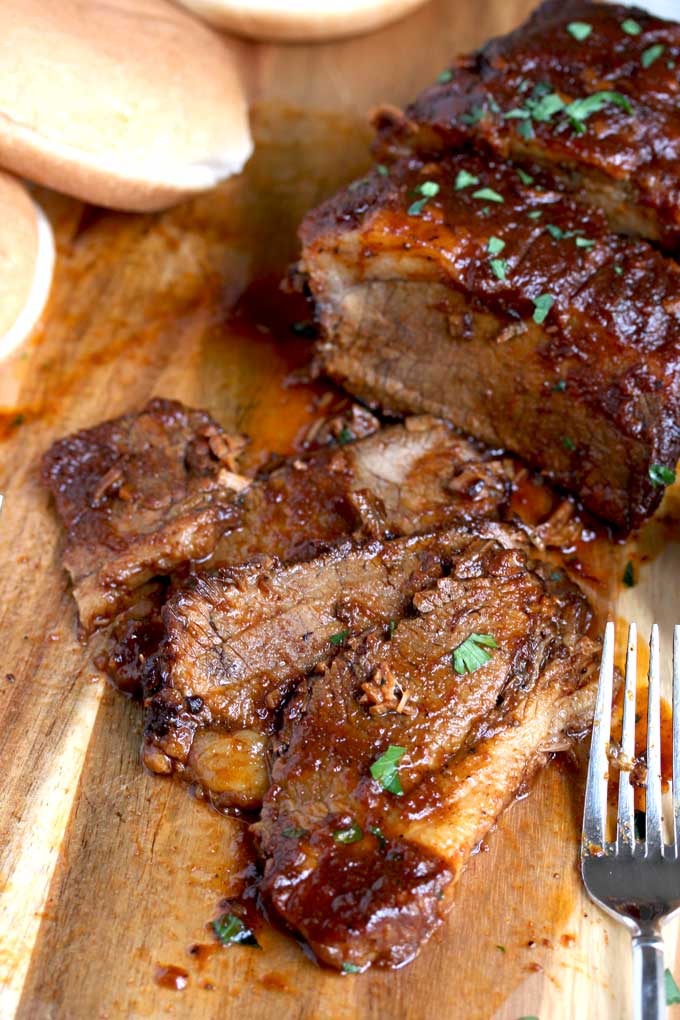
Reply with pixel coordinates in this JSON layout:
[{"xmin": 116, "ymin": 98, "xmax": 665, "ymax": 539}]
[
  {"xmin": 645, "ymin": 624, "xmax": 663, "ymax": 854},
  {"xmin": 616, "ymin": 623, "xmax": 637, "ymax": 851},
  {"xmin": 673, "ymin": 625, "xmax": 680, "ymax": 853},
  {"xmin": 583, "ymin": 621, "xmax": 615, "ymax": 852}
]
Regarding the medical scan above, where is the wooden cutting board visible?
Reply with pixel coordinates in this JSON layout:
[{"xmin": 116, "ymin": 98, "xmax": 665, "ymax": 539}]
[{"xmin": 1, "ymin": 2, "xmax": 679, "ymax": 1018}]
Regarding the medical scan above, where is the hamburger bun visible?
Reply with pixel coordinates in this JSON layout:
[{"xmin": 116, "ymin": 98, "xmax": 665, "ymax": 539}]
[
  {"xmin": 173, "ymin": 0, "xmax": 430, "ymax": 41},
  {"xmin": 0, "ymin": 173, "xmax": 55, "ymax": 361},
  {"xmin": 0, "ymin": 0, "xmax": 252, "ymax": 212}
]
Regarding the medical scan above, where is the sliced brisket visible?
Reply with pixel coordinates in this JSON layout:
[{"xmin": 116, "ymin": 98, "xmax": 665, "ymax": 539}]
[{"xmin": 255, "ymin": 536, "xmax": 600, "ymax": 970}]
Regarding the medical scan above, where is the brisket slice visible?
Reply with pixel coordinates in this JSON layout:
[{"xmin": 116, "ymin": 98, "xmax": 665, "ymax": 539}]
[
  {"xmin": 103, "ymin": 414, "xmax": 514, "ymax": 702},
  {"xmin": 374, "ymin": 0, "xmax": 680, "ymax": 250},
  {"xmin": 255, "ymin": 537, "xmax": 600, "ymax": 970},
  {"xmin": 42, "ymin": 399, "xmax": 248, "ymax": 634},
  {"xmin": 141, "ymin": 522, "xmax": 521, "ymax": 805},
  {"xmin": 301, "ymin": 153, "xmax": 680, "ymax": 531}
]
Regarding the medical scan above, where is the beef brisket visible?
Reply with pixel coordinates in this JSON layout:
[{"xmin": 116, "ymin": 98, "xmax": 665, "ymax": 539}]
[
  {"xmin": 42, "ymin": 399, "xmax": 249, "ymax": 634},
  {"xmin": 141, "ymin": 522, "xmax": 523, "ymax": 805},
  {"xmin": 301, "ymin": 153, "xmax": 680, "ymax": 530},
  {"xmin": 374, "ymin": 0, "xmax": 680, "ymax": 249},
  {"xmin": 255, "ymin": 536, "xmax": 600, "ymax": 970}
]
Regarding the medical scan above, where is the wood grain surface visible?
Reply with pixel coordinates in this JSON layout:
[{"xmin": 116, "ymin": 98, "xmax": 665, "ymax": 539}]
[{"xmin": 1, "ymin": 2, "xmax": 679, "ymax": 1018}]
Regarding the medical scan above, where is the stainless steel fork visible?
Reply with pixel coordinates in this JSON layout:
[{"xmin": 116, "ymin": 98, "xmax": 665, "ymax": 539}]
[{"xmin": 582, "ymin": 622, "xmax": 680, "ymax": 1020}]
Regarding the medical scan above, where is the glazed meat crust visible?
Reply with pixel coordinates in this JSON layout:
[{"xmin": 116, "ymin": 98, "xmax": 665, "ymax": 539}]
[
  {"xmin": 255, "ymin": 536, "xmax": 600, "ymax": 970},
  {"xmin": 301, "ymin": 153, "xmax": 680, "ymax": 530},
  {"xmin": 374, "ymin": 0, "xmax": 680, "ymax": 249}
]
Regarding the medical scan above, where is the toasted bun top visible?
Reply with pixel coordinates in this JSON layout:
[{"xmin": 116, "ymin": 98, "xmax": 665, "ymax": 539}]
[
  {"xmin": 174, "ymin": 0, "xmax": 429, "ymax": 41},
  {"xmin": 0, "ymin": 0, "xmax": 253, "ymax": 211},
  {"xmin": 0, "ymin": 173, "xmax": 54, "ymax": 360}
]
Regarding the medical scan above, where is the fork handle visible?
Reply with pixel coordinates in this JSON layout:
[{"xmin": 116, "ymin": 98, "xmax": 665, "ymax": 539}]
[{"xmin": 632, "ymin": 930, "xmax": 666, "ymax": 1020}]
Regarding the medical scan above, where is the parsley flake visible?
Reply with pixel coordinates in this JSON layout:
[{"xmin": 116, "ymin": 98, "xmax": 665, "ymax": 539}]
[
  {"xmin": 553, "ymin": 380, "xmax": 567, "ymax": 392},
  {"xmin": 488, "ymin": 236, "xmax": 506, "ymax": 255},
  {"xmin": 332, "ymin": 821, "xmax": 363, "ymax": 844},
  {"xmin": 527, "ymin": 209, "xmax": 543, "ymax": 220},
  {"xmin": 342, "ymin": 962, "xmax": 362, "ymax": 974},
  {"xmin": 518, "ymin": 119, "xmax": 535, "ymax": 140},
  {"xmin": 337, "ymin": 426, "xmax": 353, "ymax": 445},
  {"xmin": 564, "ymin": 91, "xmax": 633, "ymax": 133},
  {"xmin": 575, "ymin": 236, "xmax": 595, "ymax": 249},
  {"xmin": 375, "ymin": 164, "xmax": 389, "ymax": 176},
  {"xmin": 532, "ymin": 293, "xmax": 554, "ymax": 324},
  {"xmin": 329, "ymin": 630, "xmax": 349, "ymax": 645},
  {"xmin": 649, "ymin": 463, "xmax": 676, "ymax": 487},
  {"xmin": 370, "ymin": 745, "xmax": 406, "ymax": 795},
  {"xmin": 461, "ymin": 105, "xmax": 486, "ymax": 125},
  {"xmin": 437, "ymin": 69, "xmax": 453, "ymax": 84},
  {"xmin": 530, "ymin": 92, "xmax": 565, "ymax": 122},
  {"xmin": 490, "ymin": 258, "xmax": 508, "ymax": 280},
  {"xmin": 408, "ymin": 180, "xmax": 440, "ymax": 216},
  {"xmin": 545, "ymin": 223, "xmax": 568, "ymax": 240},
  {"xmin": 567, "ymin": 21, "xmax": 592, "ymax": 41},
  {"xmin": 496, "ymin": 944, "xmax": 506, "ymax": 952},
  {"xmin": 212, "ymin": 913, "xmax": 260, "ymax": 948},
  {"xmin": 503, "ymin": 108, "xmax": 531, "ymax": 120},
  {"xmin": 369, "ymin": 826, "xmax": 388, "ymax": 849},
  {"xmin": 621, "ymin": 18, "xmax": 641, "ymax": 35},
  {"xmin": 666, "ymin": 969, "xmax": 680, "ymax": 1006},
  {"xmin": 614, "ymin": 263, "xmax": 623, "ymax": 275},
  {"xmin": 516, "ymin": 168, "xmax": 534, "ymax": 185},
  {"xmin": 623, "ymin": 561, "xmax": 635, "ymax": 588},
  {"xmin": 282, "ymin": 826, "xmax": 309, "ymax": 839},
  {"xmin": 452, "ymin": 633, "xmax": 497, "ymax": 675},
  {"xmin": 455, "ymin": 169, "xmax": 480, "ymax": 190},
  {"xmin": 642, "ymin": 44, "xmax": 665, "ymax": 68},
  {"xmin": 472, "ymin": 187, "xmax": 504, "ymax": 203},
  {"xmin": 562, "ymin": 436, "xmax": 576, "ymax": 452},
  {"xmin": 388, "ymin": 619, "xmax": 396, "ymax": 639}
]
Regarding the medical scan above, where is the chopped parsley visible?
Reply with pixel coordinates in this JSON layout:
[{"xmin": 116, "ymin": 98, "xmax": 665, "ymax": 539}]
[
  {"xmin": 369, "ymin": 826, "xmax": 387, "ymax": 849},
  {"xmin": 487, "ymin": 236, "xmax": 505, "ymax": 255},
  {"xmin": 408, "ymin": 180, "xmax": 440, "ymax": 216},
  {"xmin": 337, "ymin": 426, "xmax": 353, "ymax": 445},
  {"xmin": 370, "ymin": 744, "xmax": 406, "ymax": 795},
  {"xmin": 642, "ymin": 44, "xmax": 665, "ymax": 68},
  {"xmin": 516, "ymin": 168, "xmax": 534, "ymax": 186},
  {"xmin": 496, "ymin": 944, "xmax": 507, "ymax": 953},
  {"xmin": 575, "ymin": 236, "xmax": 595, "ymax": 249},
  {"xmin": 461, "ymin": 104, "xmax": 486, "ymax": 125},
  {"xmin": 666, "ymin": 969, "xmax": 680, "ymax": 1006},
  {"xmin": 472, "ymin": 187, "xmax": 504, "ymax": 203},
  {"xmin": 388, "ymin": 619, "xmax": 396, "ymax": 639},
  {"xmin": 564, "ymin": 91, "xmax": 633, "ymax": 133},
  {"xmin": 553, "ymin": 380, "xmax": 567, "ymax": 392},
  {"xmin": 649, "ymin": 463, "xmax": 676, "ymax": 487},
  {"xmin": 562, "ymin": 436, "xmax": 576, "ymax": 452},
  {"xmin": 567, "ymin": 21, "xmax": 592, "ymax": 41},
  {"xmin": 342, "ymin": 962, "xmax": 362, "ymax": 974},
  {"xmin": 518, "ymin": 119, "xmax": 535, "ymax": 140},
  {"xmin": 212, "ymin": 913, "xmax": 260, "ymax": 948},
  {"xmin": 530, "ymin": 92, "xmax": 565, "ymax": 122},
  {"xmin": 614, "ymin": 264, "xmax": 623, "ymax": 275},
  {"xmin": 455, "ymin": 169, "xmax": 479, "ymax": 190},
  {"xmin": 545, "ymin": 223, "xmax": 568, "ymax": 240},
  {"xmin": 621, "ymin": 18, "xmax": 641, "ymax": 35},
  {"xmin": 623, "ymin": 561, "xmax": 635, "ymax": 588},
  {"xmin": 532, "ymin": 293, "xmax": 554, "ymax": 324},
  {"xmin": 452, "ymin": 633, "xmax": 497, "ymax": 675},
  {"xmin": 437, "ymin": 69, "xmax": 453, "ymax": 84},
  {"xmin": 527, "ymin": 209, "xmax": 543, "ymax": 220},
  {"xmin": 490, "ymin": 258, "xmax": 508, "ymax": 280},
  {"xmin": 282, "ymin": 826, "xmax": 309, "ymax": 839},
  {"xmin": 503, "ymin": 108, "xmax": 531, "ymax": 120},
  {"xmin": 332, "ymin": 821, "xmax": 363, "ymax": 844},
  {"xmin": 329, "ymin": 630, "xmax": 350, "ymax": 645},
  {"xmin": 375, "ymin": 164, "xmax": 389, "ymax": 176}
]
